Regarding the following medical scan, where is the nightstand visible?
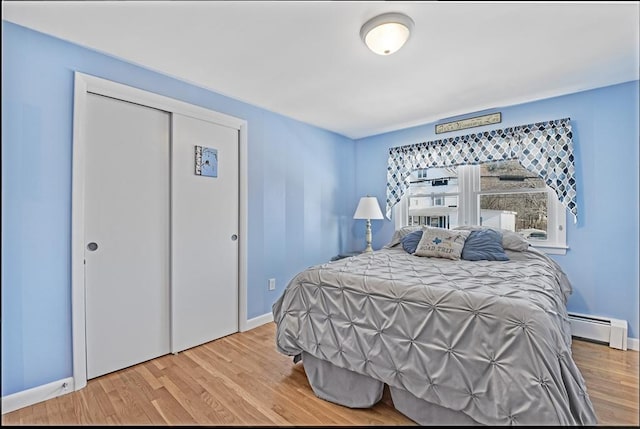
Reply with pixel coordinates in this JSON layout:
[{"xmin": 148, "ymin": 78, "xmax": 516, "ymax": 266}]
[{"xmin": 330, "ymin": 251, "xmax": 363, "ymax": 261}]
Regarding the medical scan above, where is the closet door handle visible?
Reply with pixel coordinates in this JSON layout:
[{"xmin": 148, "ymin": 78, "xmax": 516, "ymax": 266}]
[
  {"xmin": 87, "ymin": 242, "xmax": 99, "ymax": 251},
  {"xmin": 231, "ymin": 234, "xmax": 238, "ymax": 241}
]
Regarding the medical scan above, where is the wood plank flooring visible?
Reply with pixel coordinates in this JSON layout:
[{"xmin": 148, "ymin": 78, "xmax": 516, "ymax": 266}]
[{"xmin": 3, "ymin": 322, "xmax": 638, "ymax": 426}]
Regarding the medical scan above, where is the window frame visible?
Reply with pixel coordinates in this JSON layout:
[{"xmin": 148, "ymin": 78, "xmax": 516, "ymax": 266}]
[{"xmin": 394, "ymin": 164, "xmax": 568, "ymax": 255}]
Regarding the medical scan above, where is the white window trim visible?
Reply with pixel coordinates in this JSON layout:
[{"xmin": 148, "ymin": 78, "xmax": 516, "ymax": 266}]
[
  {"xmin": 531, "ymin": 194, "xmax": 568, "ymax": 254},
  {"xmin": 394, "ymin": 164, "xmax": 568, "ymax": 255}
]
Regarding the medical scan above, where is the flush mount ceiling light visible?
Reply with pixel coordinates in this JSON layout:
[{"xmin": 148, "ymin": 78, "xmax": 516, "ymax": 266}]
[{"xmin": 360, "ymin": 12, "xmax": 414, "ymax": 56}]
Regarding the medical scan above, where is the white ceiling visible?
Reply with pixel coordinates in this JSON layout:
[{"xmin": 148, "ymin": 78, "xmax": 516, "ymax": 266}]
[{"xmin": 2, "ymin": 1, "xmax": 639, "ymax": 139}]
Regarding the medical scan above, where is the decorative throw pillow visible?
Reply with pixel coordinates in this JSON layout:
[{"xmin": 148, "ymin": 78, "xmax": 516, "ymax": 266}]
[
  {"xmin": 400, "ymin": 230, "xmax": 423, "ymax": 254},
  {"xmin": 414, "ymin": 228, "xmax": 470, "ymax": 260},
  {"xmin": 461, "ymin": 229, "xmax": 509, "ymax": 261},
  {"xmin": 453, "ymin": 225, "xmax": 529, "ymax": 252}
]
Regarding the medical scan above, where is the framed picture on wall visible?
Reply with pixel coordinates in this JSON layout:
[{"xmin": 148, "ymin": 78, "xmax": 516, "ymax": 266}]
[{"xmin": 195, "ymin": 145, "xmax": 218, "ymax": 177}]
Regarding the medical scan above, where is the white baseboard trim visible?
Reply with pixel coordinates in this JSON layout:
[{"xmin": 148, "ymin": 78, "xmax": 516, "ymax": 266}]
[
  {"xmin": 243, "ymin": 312, "xmax": 274, "ymax": 331},
  {"xmin": 2, "ymin": 377, "xmax": 74, "ymax": 414},
  {"xmin": 574, "ymin": 335, "xmax": 639, "ymax": 351}
]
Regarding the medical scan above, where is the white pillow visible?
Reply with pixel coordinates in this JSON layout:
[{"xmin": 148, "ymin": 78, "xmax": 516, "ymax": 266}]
[
  {"xmin": 384, "ymin": 225, "xmax": 423, "ymax": 248},
  {"xmin": 414, "ymin": 227, "xmax": 471, "ymax": 260}
]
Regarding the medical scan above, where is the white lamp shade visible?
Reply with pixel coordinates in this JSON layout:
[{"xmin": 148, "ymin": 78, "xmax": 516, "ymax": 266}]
[
  {"xmin": 360, "ymin": 12, "xmax": 414, "ymax": 55},
  {"xmin": 353, "ymin": 196, "xmax": 384, "ymax": 220}
]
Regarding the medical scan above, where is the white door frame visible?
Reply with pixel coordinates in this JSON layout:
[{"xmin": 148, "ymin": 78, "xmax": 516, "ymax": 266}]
[{"xmin": 71, "ymin": 72, "xmax": 249, "ymax": 391}]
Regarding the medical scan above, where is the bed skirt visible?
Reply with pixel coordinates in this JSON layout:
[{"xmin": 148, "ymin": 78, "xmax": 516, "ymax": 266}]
[{"xmin": 301, "ymin": 352, "xmax": 481, "ymax": 426}]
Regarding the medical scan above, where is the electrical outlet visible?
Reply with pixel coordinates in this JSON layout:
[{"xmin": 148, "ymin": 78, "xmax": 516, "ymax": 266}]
[{"xmin": 268, "ymin": 278, "xmax": 276, "ymax": 291}]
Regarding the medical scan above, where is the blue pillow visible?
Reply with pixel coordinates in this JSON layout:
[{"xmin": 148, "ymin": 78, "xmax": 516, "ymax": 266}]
[
  {"xmin": 461, "ymin": 229, "xmax": 509, "ymax": 261},
  {"xmin": 401, "ymin": 230, "xmax": 423, "ymax": 254}
]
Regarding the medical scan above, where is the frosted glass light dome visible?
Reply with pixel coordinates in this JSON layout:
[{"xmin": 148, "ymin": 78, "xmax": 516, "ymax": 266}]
[{"xmin": 360, "ymin": 12, "xmax": 414, "ymax": 56}]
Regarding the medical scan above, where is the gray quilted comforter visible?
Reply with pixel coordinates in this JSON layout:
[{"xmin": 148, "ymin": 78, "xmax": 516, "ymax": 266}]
[{"xmin": 272, "ymin": 247, "xmax": 598, "ymax": 425}]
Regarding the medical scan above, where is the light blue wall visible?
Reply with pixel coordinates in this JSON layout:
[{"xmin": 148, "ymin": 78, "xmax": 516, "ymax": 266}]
[
  {"xmin": 3, "ymin": 18, "xmax": 638, "ymax": 400},
  {"xmin": 352, "ymin": 80, "xmax": 640, "ymax": 341},
  {"xmin": 1, "ymin": 21, "xmax": 355, "ymax": 396}
]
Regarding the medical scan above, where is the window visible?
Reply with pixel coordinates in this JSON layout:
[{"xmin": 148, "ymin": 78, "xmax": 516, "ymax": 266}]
[
  {"xmin": 395, "ymin": 160, "xmax": 567, "ymax": 254},
  {"xmin": 406, "ymin": 167, "xmax": 459, "ymax": 229}
]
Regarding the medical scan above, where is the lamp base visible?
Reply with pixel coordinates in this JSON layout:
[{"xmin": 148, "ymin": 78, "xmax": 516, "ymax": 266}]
[{"xmin": 364, "ymin": 219, "xmax": 373, "ymax": 252}]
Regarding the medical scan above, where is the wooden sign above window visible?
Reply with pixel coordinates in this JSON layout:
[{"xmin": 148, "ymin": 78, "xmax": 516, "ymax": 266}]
[{"xmin": 435, "ymin": 112, "xmax": 501, "ymax": 134}]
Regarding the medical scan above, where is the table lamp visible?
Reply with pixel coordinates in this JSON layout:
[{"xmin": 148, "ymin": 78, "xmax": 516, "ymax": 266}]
[{"xmin": 353, "ymin": 196, "xmax": 384, "ymax": 252}]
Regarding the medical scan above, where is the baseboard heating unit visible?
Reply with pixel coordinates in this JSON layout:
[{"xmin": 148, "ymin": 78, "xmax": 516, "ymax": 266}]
[{"xmin": 568, "ymin": 312, "xmax": 628, "ymax": 350}]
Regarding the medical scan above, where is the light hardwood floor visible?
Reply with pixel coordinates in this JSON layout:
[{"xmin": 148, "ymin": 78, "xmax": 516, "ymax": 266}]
[{"xmin": 3, "ymin": 322, "xmax": 638, "ymax": 426}]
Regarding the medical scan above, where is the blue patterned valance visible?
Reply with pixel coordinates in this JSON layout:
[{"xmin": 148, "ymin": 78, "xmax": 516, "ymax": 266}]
[{"xmin": 386, "ymin": 117, "xmax": 577, "ymax": 222}]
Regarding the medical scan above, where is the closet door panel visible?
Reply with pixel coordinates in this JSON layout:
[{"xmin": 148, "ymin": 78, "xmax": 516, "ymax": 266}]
[
  {"xmin": 171, "ymin": 113, "xmax": 239, "ymax": 353},
  {"xmin": 84, "ymin": 93, "xmax": 171, "ymax": 379}
]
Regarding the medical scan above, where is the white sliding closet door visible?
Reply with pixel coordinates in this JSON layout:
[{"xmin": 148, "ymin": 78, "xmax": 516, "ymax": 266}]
[
  {"xmin": 171, "ymin": 113, "xmax": 239, "ymax": 353},
  {"xmin": 84, "ymin": 93, "xmax": 171, "ymax": 379}
]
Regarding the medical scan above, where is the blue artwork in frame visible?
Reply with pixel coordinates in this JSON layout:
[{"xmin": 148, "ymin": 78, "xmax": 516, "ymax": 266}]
[{"xmin": 195, "ymin": 146, "xmax": 218, "ymax": 177}]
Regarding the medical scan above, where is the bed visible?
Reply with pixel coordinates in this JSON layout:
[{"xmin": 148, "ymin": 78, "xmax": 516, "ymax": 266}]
[{"xmin": 272, "ymin": 226, "xmax": 598, "ymax": 425}]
